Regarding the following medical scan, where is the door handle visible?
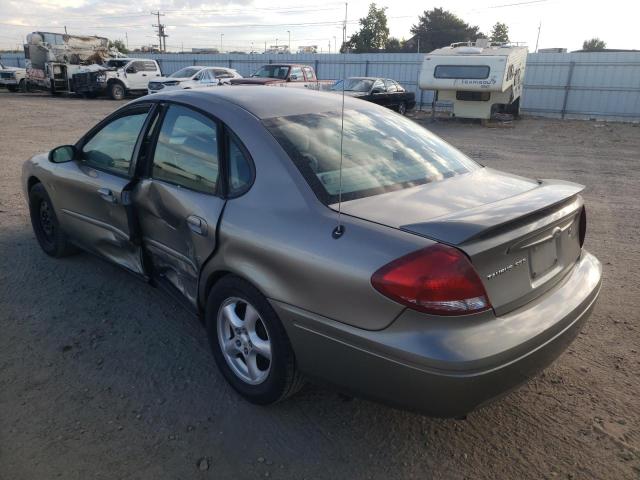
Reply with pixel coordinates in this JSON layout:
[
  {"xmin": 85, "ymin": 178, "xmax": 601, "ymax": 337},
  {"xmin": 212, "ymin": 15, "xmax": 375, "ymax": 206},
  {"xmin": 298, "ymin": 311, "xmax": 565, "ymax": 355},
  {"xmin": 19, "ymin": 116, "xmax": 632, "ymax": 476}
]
[
  {"xmin": 142, "ymin": 74, "xmax": 147, "ymax": 77},
  {"xmin": 186, "ymin": 215, "xmax": 207, "ymax": 235},
  {"xmin": 97, "ymin": 187, "xmax": 117, "ymax": 204}
]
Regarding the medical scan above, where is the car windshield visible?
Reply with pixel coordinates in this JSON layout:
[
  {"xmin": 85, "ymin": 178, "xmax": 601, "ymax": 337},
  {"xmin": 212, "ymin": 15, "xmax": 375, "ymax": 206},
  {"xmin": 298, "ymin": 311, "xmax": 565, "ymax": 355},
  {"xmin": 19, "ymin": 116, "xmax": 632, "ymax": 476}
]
[
  {"xmin": 331, "ymin": 79, "xmax": 374, "ymax": 92},
  {"xmin": 264, "ymin": 109, "xmax": 479, "ymax": 204},
  {"xmin": 252, "ymin": 65, "xmax": 290, "ymax": 79},
  {"xmin": 170, "ymin": 67, "xmax": 201, "ymax": 78}
]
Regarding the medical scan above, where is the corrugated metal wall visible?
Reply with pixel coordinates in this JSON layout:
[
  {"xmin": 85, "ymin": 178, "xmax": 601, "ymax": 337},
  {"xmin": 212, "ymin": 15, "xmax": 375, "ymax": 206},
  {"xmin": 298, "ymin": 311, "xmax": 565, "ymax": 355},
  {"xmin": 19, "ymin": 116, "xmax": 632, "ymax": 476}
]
[{"xmin": 2, "ymin": 51, "xmax": 639, "ymax": 121}]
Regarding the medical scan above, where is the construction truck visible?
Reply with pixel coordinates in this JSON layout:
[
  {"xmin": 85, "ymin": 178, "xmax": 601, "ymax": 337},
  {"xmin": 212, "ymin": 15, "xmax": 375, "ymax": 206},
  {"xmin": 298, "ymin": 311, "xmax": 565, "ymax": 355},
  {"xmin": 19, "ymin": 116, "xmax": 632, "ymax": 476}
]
[{"xmin": 23, "ymin": 32, "xmax": 161, "ymax": 99}]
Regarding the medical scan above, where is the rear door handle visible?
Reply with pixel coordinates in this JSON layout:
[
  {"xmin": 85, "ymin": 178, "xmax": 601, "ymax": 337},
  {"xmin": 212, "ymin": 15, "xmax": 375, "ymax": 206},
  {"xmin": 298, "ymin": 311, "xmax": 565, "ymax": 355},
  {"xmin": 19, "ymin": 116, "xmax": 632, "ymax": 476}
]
[
  {"xmin": 187, "ymin": 215, "xmax": 207, "ymax": 235},
  {"xmin": 97, "ymin": 187, "xmax": 117, "ymax": 204}
]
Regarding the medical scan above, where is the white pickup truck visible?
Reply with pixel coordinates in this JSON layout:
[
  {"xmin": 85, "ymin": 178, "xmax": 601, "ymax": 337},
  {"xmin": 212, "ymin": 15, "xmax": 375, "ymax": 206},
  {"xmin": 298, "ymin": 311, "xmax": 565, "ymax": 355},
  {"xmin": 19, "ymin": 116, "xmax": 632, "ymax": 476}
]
[
  {"xmin": 71, "ymin": 58, "xmax": 162, "ymax": 100},
  {"xmin": 0, "ymin": 60, "xmax": 27, "ymax": 92}
]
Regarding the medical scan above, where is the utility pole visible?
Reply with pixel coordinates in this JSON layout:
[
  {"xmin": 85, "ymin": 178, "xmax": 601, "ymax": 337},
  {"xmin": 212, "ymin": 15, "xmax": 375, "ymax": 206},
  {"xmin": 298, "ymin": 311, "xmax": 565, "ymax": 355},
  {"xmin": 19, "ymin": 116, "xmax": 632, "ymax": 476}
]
[
  {"xmin": 125, "ymin": 32, "xmax": 129, "ymax": 49},
  {"xmin": 328, "ymin": 41, "xmax": 331, "ymax": 53},
  {"xmin": 151, "ymin": 11, "xmax": 167, "ymax": 52},
  {"xmin": 64, "ymin": 26, "xmax": 68, "ymax": 34},
  {"xmin": 535, "ymin": 21, "xmax": 542, "ymax": 52},
  {"xmin": 333, "ymin": 36, "xmax": 337, "ymax": 54},
  {"xmin": 287, "ymin": 30, "xmax": 291, "ymax": 52},
  {"xmin": 417, "ymin": 37, "xmax": 420, "ymax": 54},
  {"xmin": 220, "ymin": 33, "xmax": 224, "ymax": 53},
  {"xmin": 341, "ymin": 2, "xmax": 348, "ymax": 52}
]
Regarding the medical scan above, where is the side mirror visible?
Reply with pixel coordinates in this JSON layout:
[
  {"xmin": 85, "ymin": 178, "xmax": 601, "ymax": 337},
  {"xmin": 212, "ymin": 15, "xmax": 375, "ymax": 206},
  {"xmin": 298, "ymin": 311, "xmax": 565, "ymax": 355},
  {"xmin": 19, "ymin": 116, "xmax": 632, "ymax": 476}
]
[{"xmin": 49, "ymin": 145, "xmax": 77, "ymax": 163}]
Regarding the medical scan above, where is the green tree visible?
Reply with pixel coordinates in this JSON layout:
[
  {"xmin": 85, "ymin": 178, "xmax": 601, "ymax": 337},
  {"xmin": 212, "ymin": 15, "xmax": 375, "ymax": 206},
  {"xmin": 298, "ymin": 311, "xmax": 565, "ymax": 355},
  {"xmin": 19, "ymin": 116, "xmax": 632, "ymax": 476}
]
[
  {"xmin": 490, "ymin": 22, "xmax": 509, "ymax": 43},
  {"xmin": 343, "ymin": 3, "xmax": 390, "ymax": 53},
  {"xmin": 582, "ymin": 37, "xmax": 606, "ymax": 51},
  {"xmin": 384, "ymin": 37, "xmax": 404, "ymax": 53},
  {"xmin": 109, "ymin": 39, "xmax": 129, "ymax": 54},
  {"xmin": 410, "ymin": 8, "xmax": 484, "ymax": 53}
]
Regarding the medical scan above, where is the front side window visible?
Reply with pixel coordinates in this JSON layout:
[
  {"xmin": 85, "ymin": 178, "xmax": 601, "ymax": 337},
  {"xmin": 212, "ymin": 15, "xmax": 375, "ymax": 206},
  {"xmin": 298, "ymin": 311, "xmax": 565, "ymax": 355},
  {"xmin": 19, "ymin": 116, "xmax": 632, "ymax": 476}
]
[
  {"xmin": 264, "ymin": 109, "xmax": 479, "ymax": 204},
  {"xmin": 434, "ymin": 65, "xmax": 490, "ymax": 79},
  {"xmin": 82, "ymin": 110, "xmax": 149, "ymax": 176},
  {"xmin": 372, "ymin": 79, "xmax": 385, "ymax": 91},
  {"xmin": 290, "ymin": 66, "xmax": 303, "ymax": 80},
  {"xmin": 152, "ymin": 105, "xmax": 219, "ymax": 194},
  {"xmin": 303, "ymin": 67, "xmax": 316, "ymax": 81},
  {"xmin": 384, "ymin": 79, "xmax": 398, "ymax": 92}
]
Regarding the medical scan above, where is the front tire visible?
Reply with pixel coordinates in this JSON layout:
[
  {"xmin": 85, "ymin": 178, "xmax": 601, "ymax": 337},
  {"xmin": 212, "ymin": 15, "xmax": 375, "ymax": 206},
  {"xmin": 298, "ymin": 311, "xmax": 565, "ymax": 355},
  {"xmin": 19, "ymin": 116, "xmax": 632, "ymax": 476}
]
[
  {"xmin": 397, "ymin": 102, "xmax": 407, "ymax": 115},
  {"xmin": 205, "ymin": 276, "xmax": 304, "ymax": 404},
  {"xmin": 108, "ymin": 82, "xmax": 125, "ymax": 100},
  {"xmin": 7, "ymin": 85, "xmax": 17, "ymax": 92},
  {"xmin": 28, "ymin": 183, "xmax": 77, "ymax": 257}
]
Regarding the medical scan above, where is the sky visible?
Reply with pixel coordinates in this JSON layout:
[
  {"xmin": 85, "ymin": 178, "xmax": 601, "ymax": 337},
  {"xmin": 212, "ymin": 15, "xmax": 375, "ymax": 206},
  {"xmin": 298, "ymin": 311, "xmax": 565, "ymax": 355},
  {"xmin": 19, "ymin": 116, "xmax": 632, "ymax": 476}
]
[{"xmin": 0, "ymin": 0, "xmax": 638, "ymax": 53}]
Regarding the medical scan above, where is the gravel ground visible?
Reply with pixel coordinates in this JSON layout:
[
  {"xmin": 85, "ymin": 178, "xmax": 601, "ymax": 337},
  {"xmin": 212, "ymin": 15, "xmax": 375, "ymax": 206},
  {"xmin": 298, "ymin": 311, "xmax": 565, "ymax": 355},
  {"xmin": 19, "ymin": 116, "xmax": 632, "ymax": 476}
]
[{"xmin": 0, "ymin": 91, "xmax": 638, "ymax": 480}]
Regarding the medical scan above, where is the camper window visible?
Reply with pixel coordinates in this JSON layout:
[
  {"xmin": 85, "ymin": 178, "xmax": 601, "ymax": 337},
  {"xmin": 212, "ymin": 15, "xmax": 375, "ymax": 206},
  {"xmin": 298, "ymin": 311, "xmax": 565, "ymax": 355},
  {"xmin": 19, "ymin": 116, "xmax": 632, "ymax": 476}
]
[{"xmin": 434, "ymin": 65, "xmax": 490, "ymax": 79}]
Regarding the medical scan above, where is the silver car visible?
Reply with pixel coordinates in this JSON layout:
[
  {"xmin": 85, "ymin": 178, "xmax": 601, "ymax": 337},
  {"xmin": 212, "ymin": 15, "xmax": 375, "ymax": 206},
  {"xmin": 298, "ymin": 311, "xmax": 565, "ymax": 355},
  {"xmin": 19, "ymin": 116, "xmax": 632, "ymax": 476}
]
[{"xmin": 22, "ymin": 87, "xmax": 601, "ymax": 417}]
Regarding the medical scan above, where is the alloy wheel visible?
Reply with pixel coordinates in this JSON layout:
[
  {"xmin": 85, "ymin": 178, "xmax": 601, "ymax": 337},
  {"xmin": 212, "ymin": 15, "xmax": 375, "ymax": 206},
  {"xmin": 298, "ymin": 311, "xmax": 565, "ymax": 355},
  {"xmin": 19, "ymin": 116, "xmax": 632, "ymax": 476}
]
[
  {"xmin": 39, "ymin": 200, "xmax": 55, "ymax": 239},
  {"xmin": 217, "ymin": 297, "xmax": 272, "ymax": 385}
]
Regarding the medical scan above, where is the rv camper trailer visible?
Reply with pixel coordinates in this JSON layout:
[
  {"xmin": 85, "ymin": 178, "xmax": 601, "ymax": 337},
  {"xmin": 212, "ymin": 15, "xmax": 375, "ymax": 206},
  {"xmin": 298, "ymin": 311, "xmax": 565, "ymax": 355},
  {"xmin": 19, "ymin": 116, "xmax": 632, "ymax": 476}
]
[{"xmin": 419, "ymin": 40, "xmax": 528, "ymax": 119}]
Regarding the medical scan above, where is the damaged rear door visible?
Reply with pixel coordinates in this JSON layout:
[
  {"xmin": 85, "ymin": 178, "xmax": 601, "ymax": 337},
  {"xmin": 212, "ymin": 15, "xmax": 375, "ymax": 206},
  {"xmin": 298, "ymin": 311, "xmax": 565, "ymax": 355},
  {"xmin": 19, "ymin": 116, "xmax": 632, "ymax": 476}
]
[{"xmin": 133, "ymin": 104, "xmax": 226, "ymax": 307}]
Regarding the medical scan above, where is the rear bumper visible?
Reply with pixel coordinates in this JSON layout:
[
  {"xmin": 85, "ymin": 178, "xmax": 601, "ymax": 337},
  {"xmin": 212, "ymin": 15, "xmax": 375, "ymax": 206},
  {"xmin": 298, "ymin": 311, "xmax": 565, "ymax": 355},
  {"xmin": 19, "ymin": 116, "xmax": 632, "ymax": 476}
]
[{"xmin": 273, "ymin": 251, "xmax": 601, "ymax": 417}]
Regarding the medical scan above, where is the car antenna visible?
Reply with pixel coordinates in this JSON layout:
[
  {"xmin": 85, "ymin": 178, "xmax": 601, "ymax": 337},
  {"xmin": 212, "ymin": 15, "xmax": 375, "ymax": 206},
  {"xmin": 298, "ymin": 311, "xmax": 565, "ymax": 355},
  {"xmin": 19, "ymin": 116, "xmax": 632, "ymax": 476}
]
[{"xmin": 332, "ymin": 2, "xmax": 348, "ymax": 240}]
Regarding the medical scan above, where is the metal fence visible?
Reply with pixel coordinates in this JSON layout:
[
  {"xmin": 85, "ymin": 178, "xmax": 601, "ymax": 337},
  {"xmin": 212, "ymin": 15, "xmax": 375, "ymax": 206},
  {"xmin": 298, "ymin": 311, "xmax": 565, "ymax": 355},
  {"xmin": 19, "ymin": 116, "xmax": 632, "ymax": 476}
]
[{"xmin": 2, "ymin": 51, "xmax": 639, "ymax": 121}]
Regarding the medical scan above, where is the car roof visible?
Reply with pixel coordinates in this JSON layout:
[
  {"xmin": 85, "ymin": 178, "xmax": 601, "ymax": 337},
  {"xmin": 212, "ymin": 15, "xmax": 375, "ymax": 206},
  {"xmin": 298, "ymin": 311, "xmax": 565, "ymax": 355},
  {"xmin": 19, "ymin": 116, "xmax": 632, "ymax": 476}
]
[{"xmin": 142, "ymin": 86, "xmax": 380, "ymax": 120}]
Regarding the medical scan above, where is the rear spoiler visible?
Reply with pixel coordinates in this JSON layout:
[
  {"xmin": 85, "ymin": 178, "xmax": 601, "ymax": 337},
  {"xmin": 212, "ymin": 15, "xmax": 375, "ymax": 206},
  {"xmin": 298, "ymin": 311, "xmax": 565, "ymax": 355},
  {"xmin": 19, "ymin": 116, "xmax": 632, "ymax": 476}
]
[{"xmin": 400, "ymin": 180, "xmax": 584, "ymax": 245}]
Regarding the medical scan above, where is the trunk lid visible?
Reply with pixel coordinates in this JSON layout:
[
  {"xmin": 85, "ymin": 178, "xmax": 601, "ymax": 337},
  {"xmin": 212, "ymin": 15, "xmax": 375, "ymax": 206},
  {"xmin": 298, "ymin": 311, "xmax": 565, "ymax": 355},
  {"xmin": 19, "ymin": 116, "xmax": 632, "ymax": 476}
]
[{"xmin": 338, "ymin": 168, "xmax": 585, "ymax": 315}]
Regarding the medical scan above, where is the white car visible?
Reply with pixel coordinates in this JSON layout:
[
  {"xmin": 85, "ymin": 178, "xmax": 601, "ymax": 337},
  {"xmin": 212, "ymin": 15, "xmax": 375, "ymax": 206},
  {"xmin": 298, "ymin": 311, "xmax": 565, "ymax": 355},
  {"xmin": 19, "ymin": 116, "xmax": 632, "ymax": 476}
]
[
  {"xmin": 148, "ymin": 66, "xmax": 241, "ymax": 94},
  {"xmin": 0, "ymin": 60, "xmax": 27, "ymax": 92}
]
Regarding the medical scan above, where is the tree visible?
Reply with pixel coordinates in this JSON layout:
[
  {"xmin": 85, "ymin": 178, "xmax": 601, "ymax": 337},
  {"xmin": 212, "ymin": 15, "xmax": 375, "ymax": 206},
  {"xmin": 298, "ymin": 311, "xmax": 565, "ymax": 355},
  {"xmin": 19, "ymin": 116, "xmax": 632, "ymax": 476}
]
[
  {"xmin": 384, "ymin": 37, "xmax": 404, "ymax": 53},
  {"xmin": 109, "ymin": 39, "xmax": 129, "ymax": 54},
  {"xmin": 582, "ymin": 37, "xmax": 606, "ymax": 51},
  {"xmin": 410, "ymin": 8, "xmax": 484, "ymax": 53},
  {"xmin": 343, "ymin": 3, "xmax": 389, "ymax": 53},
  {"xmin": 490, "ymin": 22, "xmax": 509, "ymax": 43}
]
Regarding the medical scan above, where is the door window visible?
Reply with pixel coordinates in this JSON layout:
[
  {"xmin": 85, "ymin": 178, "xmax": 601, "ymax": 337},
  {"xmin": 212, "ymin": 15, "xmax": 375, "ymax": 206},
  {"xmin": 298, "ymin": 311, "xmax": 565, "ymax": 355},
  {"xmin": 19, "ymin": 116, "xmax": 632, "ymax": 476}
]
[
  {"xmin": 372, "ymin": 79, "xmax": 385, "ymax": 91},
  {"xmin": 290, "ymin": 66, "xmax": 303, "ymax": 81},
  {"xmin": 302, "ymin": 67, "xmax": 316, "ymax": 81},
  {"xmin": 384, "ymin": 79, "xmax": 398, "ymax": 92},
  {"xmin": 81, "ymin": 110, "xmax": 149, "ymax": 176},
  {"xmin": 152, "ymin": 105, "xmax": 219, "ymax": 194}
]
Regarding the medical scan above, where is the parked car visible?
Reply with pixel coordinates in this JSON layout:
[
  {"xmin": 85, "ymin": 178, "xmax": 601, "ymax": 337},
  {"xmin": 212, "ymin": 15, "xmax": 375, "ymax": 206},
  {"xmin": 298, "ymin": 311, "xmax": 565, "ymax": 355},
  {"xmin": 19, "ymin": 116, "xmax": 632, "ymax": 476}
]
[
  {"xmin": 148, "ymin": 66, "xmax": 241, "ymax": 94},
  {"xmin": 230, "ymin": 63, "xmax": 333, "ymax": 90},
  {"xmin": 22, "ymin": 87, "xmax": 601, "ymax": 417},
  {"xmin": 331, "ymin": 77, "xmax": 416, "ymax": 114},
  {"xmin": 71, "ymin": 58, "xmax": 162, "ymax": 100},
  {"xmin": 0, "ymin": 60, "xmax": 27, "ymax": 92}
]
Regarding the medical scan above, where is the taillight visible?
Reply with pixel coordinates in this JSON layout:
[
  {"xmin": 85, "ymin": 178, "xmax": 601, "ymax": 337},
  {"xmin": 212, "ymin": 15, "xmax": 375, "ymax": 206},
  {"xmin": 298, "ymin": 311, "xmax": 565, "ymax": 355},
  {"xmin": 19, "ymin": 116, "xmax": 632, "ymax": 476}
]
[
  {"xmin": 578, "ymin": 206, "xmax": 587, "ymax": 248},
  {"xmin": 371, "ymin": 244, "xmax": 492, "ymax": 316}
]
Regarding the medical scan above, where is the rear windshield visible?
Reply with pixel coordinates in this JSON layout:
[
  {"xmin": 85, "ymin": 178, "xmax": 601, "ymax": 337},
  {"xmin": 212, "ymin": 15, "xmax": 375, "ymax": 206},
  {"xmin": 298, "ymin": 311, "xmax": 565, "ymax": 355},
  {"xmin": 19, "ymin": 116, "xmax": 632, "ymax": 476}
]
[
  {"xmin": 434, "ymin": 65, "xmax": 490, "ymax": 79},
  {"xmin": 263, "ymin": 109, "xmax": 479, "ymax": 204},
  {"xmin": 170, "ymin": 67, "xmax": 201, "ymax": 78},
  {"xmin": 252, "ymin": 65, "xmax": 290, "ymax": 79}
]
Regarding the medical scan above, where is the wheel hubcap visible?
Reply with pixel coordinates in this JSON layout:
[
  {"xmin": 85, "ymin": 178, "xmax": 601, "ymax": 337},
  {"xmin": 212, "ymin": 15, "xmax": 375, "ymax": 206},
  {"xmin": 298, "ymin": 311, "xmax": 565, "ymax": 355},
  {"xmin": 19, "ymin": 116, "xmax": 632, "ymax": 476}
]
[
  {"xmin": 217, "ymin": 297, "xmax": 271, "ymax": 385},
  {"xmin": 39, "ymin": 201, "xmax": 54, "ymax": 238},
  {"xmin": 399, "ymin": 104, "xmax": 406, "ymax": 114}
]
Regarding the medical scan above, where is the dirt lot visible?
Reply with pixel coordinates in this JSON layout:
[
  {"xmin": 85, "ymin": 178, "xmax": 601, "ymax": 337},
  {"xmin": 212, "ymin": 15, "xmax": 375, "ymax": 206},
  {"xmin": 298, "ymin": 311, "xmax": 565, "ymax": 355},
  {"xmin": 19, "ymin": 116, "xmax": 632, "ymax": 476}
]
[{"xmin": 0, "ymin": 90, "xmax": 638, "ymax": 480}]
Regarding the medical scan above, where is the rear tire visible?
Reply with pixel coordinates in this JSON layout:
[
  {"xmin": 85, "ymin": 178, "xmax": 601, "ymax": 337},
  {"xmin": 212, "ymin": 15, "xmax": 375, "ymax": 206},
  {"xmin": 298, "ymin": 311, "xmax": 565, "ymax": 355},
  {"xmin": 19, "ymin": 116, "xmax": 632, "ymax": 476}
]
[
  {"xmin": 397, "ymin": 102, "xmax": 407, "ymax": 115},
  {"xmin": 108, "ymin": 82, "xmax": 125, "ymax": 100},
  {"xmin": 28, "ymin": 183, "xmax": 77, "ymax": 257},
  {"xmin": 205, "ymin": 276, "xmax": 304, "ymax": 404}
]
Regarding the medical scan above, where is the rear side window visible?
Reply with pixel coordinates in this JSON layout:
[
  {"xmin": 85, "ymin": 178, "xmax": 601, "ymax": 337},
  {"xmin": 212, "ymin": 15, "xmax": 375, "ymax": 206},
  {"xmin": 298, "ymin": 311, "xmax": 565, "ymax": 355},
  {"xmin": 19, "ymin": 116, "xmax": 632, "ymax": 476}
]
[
  {"xmin": 264, "ymin": 109, "xmax": 479, "ymax": 204},
  {"xmin": 152, "ymin": 105, "xmax": 219, "ymax": 194},
  {"xmin": 434, "ymin": 65, "xmax": 490, "ymax": 79},
  {"xmin": 82, "ymin": 110, "xmax": 149, "ymax": 176},
  {"xmin": 290, "ymin": 66, "xmax": 304, "ymax": 81},
  {"xmin": 227, "ymin": 133, "xmax": 253, "ymax": 196}
]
